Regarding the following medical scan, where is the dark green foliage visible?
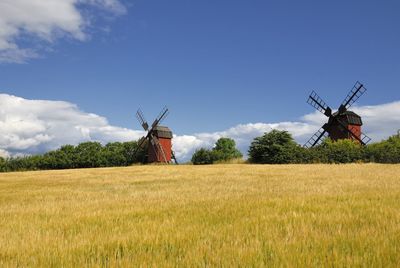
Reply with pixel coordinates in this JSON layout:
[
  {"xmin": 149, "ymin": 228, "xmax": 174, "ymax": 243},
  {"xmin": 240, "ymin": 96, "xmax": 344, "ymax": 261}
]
[
  {"xmin": 0, "ymin": 140, "xmax": 145, "ymax": 172},
  {"xmin": 248, "ymin": 130, "xmax": 303, "ymax": 164},
  {"xmin": 40, "ymin": 145, "xmax": 78, "ymax": 170},
  {"xmin": 364, "ymin": 135, "xmax": 400, "ymax": 163},
  {"xmin": 212, "ymin": 138, "xmax": 243, "ymax": 162},
  {"xmin": 191, "ymin": 148, "xmax": 214, "ymax": 165},
  {"xmin": 191, "ymin": 137, "xmax": 243, "ymax": 165},
  {"xmin": 0, "ymin": 157, "xmax": 5, "ymax": 172},
  {"xmin": 314, "ymin": 139, "xmax": 363, "ymax": 163},
  {"xmin": 122, "ymin": 141, "xmax": 147, "ymax": 165},
  {"xmin": 103, "ymin": 142, "xmax": 127, "ymax": 167},
  {"xmin": 248, "ymin": 130, "xmax": 400, "ymax": 164},
  {"xmin": 74, "ymin": 142, "xmax": 105, "ymax": 168}
]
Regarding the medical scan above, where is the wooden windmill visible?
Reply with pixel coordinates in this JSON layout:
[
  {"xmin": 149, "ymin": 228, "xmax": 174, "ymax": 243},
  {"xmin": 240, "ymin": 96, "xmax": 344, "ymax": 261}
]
[
  {"xmin": 134, "ymin": 106, "xmax": 178, "ymax": 164},
  {"xmin": 304, "ymin": 81, "xmax": 371, "ymax": 148}
]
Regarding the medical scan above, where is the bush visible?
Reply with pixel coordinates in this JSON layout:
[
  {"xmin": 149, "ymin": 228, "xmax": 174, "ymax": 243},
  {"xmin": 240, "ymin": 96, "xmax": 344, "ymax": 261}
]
[
  {"xmin": 248, "ymin": 130, "xmax": 303, "ymax": 164},
  {"xmin": 212, "ymin": 138, "xmax": 243, "ymax": 162},
  {"xmin": 315, "ymin": 139, "xmax": 363, "ymax": 163},
  {"xmin": 74, "ymin": 142, "xmax": 105, "ymax": 168},
  {"xmin": 103, "ymin": 142, "xmax": 128, "ymax": 166},
  {"xmin": 248, "ymin": 130, "xmax": 400, "ymax": 164},
  {"xmin": 364, "ymin": 135, "xmax": 400, "ymax": 163},
  {"xmin": 191, "ymin": 138, "xmax": 243, "ymax": 165},
  {"xmin": 191, "ymin": 148, "xmax": 213, "ymax": 165}
]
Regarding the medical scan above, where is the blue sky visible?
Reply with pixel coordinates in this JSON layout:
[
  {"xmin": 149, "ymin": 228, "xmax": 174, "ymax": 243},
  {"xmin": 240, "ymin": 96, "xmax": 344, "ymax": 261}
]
[{"xmin": 0, "ymin": 0, "xmax": 399, "ymax": 160}]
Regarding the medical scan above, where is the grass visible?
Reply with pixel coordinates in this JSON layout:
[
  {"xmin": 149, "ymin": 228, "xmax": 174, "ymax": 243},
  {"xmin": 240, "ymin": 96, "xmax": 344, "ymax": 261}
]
[{"xmin": 0, "ymin": 164, "xmax": 399, "ymax": 267}]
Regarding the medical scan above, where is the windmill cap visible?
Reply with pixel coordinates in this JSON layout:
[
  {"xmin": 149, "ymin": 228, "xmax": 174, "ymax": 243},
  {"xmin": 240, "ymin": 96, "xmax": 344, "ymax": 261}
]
[
  {"xmin": 332, "ymin": 110, "xmax": 363, "ymax": 126},
  {"xmin": 153, "ymin": 125, "xmax": 173, "ymax": 138}
]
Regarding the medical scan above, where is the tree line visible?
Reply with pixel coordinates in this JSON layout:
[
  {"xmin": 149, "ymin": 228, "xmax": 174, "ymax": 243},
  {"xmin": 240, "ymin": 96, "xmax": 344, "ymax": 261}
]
[
  {"xmin": 192, "ymin": 130, "xmax": 400, "ymax": 164},
  {"xmin": 0, "ymin": 141, "xmax": 145, "ymax": 172},
  {"xmin": 0, "ymin": 130, "xmax": 399, "ymax": 172}
]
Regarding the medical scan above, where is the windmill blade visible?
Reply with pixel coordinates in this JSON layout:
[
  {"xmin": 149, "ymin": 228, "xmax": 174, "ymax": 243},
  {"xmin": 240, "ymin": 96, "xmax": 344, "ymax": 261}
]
[
  {"xmin": 134, "ymin": 136, "xmax": 147, "ymax": 153},
  {"xmin": 336, "ymin": 118, "xmax": 371, "ymax": 145},
  {"xmin": 340, "ymin": 81, "xmax": 367, "ymax": 110},
  {"xmin": 137, "ymin": 136, "xmax": 147, "ymax": 148},
  {"xmin": 150, "ymin": 134, "xmax": 168, "ymax": 163},
  {"xmin": 307, "ymin": 91, "xmax": 332, "ymax": 117},
  {"xmin": 151, "ymin": 106, "xmax": 169, "ymax": 128},
  {"xmin": 304, "ymin": 127, "xmax": 329, "ymax": 148},
  {"xmin": 350, "ymin": 126, "xmax": 372, "ymax": 145},
  {"xmin": 136, "ymin": 109, "xmax": 149, "ymax": 131},
  {"xmin": 131, "ymin": 136, "xmax": 148, "ymax": 159}
]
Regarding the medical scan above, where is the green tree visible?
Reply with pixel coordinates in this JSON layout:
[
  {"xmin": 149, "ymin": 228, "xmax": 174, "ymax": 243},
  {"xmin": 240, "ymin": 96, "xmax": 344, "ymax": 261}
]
[
  {"xmin": 0, "ymin": 157, "xmax": 5, "ymax": 172},
  {"xmin": 315, "ymin": 138, "xmax": 363, "ymax": 163},
  {"xmin": 364, "ymin": 135, "xmax": 400, "ymax": 163},
  {"xmin": 212, "ymin": 138, "xmax": 243, "ymax": 162},
  {"xmin": 191, "ymin": 148, "xmax": 213, "ymax": 165},
  {"xmin": 248, "ymin": 130, "xmax": 303, "ymax": 164},
  {"xmin": 40, "ymin": 145, "xmax": 76, "ymax": 170},
  {"xmin": 122, "ymin": 141, "xmax": 146, "ymax": 164},
  {"xmin": 103, "ymin": 142, "xmax": 127, "ymax": 166},
  {"xmin": 74, "ymin": 142, "xmax": 105, "ymax": 168}
]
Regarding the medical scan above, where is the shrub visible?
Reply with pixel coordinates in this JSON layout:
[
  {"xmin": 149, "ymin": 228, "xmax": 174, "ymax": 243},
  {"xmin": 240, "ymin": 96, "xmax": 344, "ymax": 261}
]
[
  {"xmin": 74, "ymin": 142, "xmax": 105, "ymax": 168},
  {"xmin": 248, "ymin": 130, "xmax": 303, "ymax": 164},
  {"xmin": 364, "ymin": 135, "xmax": 400, "ymax": 163},
  {"xmin": 103, "ymin": 142, "xmax": 128, "ymax": 166},
  {"xmin": 212, "ymin": 138, "xmax": 243, "ymax": 162},
  {"xmin": 191, "ymin": 148, "xmax": 213, "ymax": 165},
  {"xmin": 315, "ymin": 139, "xmax": 363, "ymax": 163}
]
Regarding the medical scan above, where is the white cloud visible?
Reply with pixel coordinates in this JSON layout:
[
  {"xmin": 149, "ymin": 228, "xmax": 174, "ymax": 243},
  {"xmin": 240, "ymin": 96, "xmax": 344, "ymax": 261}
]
[
  {"xmin": 172, "ymin": 102, "xmax": 400, "ymax": 162},
  {"xmin": 352, "ymin": 102, "xmax": 400, "ymax": 141},
  {"xmin": 0, "ymin": 0, "xmax": 126, "ymax": 63},
  {"xmin": 0, "ymin": 94, "xmax": 143, "ymax": 155},
  {"xmin": 0, "ymin": 93, "xmax": 399, "ymax": 162}
]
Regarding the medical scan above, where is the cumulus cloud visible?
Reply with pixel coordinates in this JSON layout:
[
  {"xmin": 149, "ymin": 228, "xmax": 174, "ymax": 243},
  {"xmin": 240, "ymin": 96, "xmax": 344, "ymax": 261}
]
[
  {"xmin": 352, "ymin": 102, "xmax": 400, "ymax": 141},
  {"xmin": 0, "ymin": 0, "xmax": 126, "ymax": 63},
  {"xmin": 0, "ymin": 94, "xmax": 143, "ymax": 155},
  {"xmin": 0, "ymin": 93, "xmax": 399, "ymax": 162},
  {"xmin": 173, "ymin": 102, "xmax": 400, "ymax": 161}
]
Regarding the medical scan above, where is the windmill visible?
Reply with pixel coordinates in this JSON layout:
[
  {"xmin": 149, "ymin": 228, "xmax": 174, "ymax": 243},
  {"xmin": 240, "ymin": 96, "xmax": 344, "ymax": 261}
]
[
  {"xmin": 304, "ymin": 81, "xmax": 371, "ymax": 148},
  {"xmin": 134, "ymin": 106, "xmax": 178, "ymax": 164}
]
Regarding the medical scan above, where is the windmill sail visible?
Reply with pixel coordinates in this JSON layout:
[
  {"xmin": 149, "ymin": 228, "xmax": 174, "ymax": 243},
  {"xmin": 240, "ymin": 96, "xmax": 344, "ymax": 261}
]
[
  {"xmin": 340, "ymin": 81, "xmax": 367, "ymax": 110},
  {"xmin": 307, "ymin": 91, "xmax": 332, "ymax": 116},
  {"xmin": 136, "ymin": 109, "xmax": 149, "ymax": 131},
  {"xmin": 304, "ymin": 81, "xmax": 370, "ymax": 148},
  {"xmin": 151, "ymin": 106, "xmax": 169, "ymax": 128},
  {"xmin": 335, "ymin": 117, "xmax": 371, "ymax": 145},
  {"xmin": 304, "ymin": 128, "xmax": 328, "ymax": 148}
]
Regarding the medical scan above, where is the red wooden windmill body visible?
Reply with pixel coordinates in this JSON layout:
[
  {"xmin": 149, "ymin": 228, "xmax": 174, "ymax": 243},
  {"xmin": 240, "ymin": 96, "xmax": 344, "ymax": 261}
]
[{"xmin": 135, "ymin": 107, "xmax": 178, "ymax": 164}]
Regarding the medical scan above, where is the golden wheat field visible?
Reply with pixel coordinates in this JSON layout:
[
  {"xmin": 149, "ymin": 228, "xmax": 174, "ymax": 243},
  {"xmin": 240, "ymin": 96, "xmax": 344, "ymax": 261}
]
[{"xmin": 0, "ymin": 164, "xmax": 399, "ymax": 267}]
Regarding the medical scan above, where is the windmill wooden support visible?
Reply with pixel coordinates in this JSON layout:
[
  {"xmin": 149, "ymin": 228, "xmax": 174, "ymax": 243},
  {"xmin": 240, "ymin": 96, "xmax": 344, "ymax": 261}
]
[
  {"xmin": 304, "ymin": 81, "xmax": 371, "ymax": 148},
  {"xmin": 134, "ymin": 106, "xmax": 178, "ymax": 164}
]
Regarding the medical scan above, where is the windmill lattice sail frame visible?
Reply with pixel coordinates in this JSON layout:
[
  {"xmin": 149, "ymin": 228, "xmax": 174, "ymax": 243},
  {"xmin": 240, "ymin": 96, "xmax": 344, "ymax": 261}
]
[{"xmin": 304, "ymin": 81, "xmax": 371, "ymax": 148}]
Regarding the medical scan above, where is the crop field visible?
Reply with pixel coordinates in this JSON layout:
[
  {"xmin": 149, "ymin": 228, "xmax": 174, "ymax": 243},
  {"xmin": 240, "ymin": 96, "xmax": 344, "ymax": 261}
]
[{"xmin": 0, "ymin": 164, "xmax": 399, "ymax": 267}]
